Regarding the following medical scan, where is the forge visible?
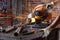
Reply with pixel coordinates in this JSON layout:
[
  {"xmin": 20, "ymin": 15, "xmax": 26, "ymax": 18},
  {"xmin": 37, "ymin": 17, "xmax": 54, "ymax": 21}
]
[{"xmin": 0, "ymin": 0, "xmax": 60, "ymax": 40}]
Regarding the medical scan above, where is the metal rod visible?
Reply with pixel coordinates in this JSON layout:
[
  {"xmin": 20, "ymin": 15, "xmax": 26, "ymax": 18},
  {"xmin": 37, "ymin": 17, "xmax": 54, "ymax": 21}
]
[
  {"xmin": 2, "ymin": 26, "xmax": 16, "ymax": 33},
  {"xmin": 14, "ymin": 27, "xmax": 22, "ymax": 36}
]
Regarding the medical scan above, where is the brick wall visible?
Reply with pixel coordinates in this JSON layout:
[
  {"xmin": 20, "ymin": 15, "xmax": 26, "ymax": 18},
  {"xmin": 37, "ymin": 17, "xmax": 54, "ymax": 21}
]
[{"xmin": 53, "ymin": 3, "xmax": 60, "ymax": 17}]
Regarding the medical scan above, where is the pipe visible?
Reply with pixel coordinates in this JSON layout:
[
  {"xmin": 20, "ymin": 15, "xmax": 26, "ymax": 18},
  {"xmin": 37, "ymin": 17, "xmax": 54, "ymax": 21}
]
[
  {"xmin": 14, "ymin": 27, "xmax": 22, "ymax": 36},
  {"xmin": 2, "ymin": 26, "xmax": 17, "ymax": 33}
]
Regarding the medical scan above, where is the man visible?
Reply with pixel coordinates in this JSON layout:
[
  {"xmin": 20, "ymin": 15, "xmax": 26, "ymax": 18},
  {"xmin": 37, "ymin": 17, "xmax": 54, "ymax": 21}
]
[{"xmin": 27, "ymin": 2, "xmax": 55, "ymax": 28}]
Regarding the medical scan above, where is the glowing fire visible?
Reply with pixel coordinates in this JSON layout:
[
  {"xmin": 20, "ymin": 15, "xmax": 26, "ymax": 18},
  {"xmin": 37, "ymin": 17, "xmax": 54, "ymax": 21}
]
[
  {"xmin": 31, "ymin": 18, "xmax": 36, "ymax": 23},
  {"xmin": 35, "ymin": 16, "xmax": 40, "ymax": 19}
]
